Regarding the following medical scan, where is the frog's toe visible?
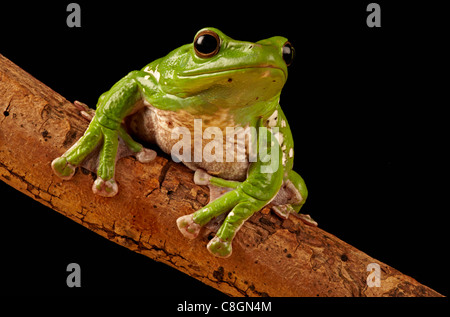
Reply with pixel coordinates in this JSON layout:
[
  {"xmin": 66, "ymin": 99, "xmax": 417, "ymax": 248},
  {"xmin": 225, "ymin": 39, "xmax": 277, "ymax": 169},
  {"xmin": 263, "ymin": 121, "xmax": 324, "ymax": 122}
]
[
  {"xmin": 51, "ymin": 157, "xmax": 76, "ymax": 180},
  {"xmin": 298, "ymin": 214, "xmax": 318, "ymax": 227},
  {"xmin": 193, "ymin": 169, "xmax": 211, "ymax": 185},
  {"xmin": 135, "ymin": 148, "xmax": 157, "ymax": 164},
  {"xmin": 272, "ymin": 204, "xmax": 295, "ymax": 219},
  {"xmin": 177, "ymin": 214, "xmax": 201, "ymax": 239},
  {"xmin": 74, "ymin": 100, "xmax": 95, "ymax": 122},
  {"xmin": 207, "ymin": 236, "xmax": 232, "ymax": 258},
  {"xmin": 92, "ymin": 177, "xmax": 118, "ymax": 197}
]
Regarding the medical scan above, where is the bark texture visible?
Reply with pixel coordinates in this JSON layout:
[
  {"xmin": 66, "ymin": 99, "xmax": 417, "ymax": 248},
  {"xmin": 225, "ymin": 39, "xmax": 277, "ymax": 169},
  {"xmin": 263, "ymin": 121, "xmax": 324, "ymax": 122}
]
[{"xmin": 0, "ymin": 54, "xmax": 442, "ymax": 297}]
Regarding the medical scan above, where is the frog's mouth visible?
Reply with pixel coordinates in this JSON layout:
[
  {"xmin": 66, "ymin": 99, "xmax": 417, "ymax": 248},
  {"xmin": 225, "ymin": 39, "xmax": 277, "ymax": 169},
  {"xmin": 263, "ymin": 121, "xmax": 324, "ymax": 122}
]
[{"xmin": 179, "ymin": 65, "xmax": 287, "ymax": 80}]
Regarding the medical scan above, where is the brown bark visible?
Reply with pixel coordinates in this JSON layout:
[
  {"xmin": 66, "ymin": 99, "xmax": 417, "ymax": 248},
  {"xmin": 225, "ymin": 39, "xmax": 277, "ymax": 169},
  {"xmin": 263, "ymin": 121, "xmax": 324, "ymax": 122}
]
[{"xmin": 0, "ymin": 54, "xmax": 443, "ymax": 297}]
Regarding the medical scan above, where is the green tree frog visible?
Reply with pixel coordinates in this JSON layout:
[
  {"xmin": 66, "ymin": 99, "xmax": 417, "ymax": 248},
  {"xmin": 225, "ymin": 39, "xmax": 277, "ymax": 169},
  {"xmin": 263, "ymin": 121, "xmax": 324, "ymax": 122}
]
[{"xmin": 51, "ymin": 28, "xmax": 314, "ymax": 258}]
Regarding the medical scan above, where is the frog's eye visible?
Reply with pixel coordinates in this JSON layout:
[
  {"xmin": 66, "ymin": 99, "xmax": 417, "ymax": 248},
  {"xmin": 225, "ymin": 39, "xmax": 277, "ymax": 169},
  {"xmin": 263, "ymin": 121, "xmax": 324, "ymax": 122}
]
[
  {"xmin": 282, "ymin": 42, "xmax": 295, "ymax": 66},
  {"xmin": 194, "ymin": 30, "xmax": 221, "ymax": 58}
]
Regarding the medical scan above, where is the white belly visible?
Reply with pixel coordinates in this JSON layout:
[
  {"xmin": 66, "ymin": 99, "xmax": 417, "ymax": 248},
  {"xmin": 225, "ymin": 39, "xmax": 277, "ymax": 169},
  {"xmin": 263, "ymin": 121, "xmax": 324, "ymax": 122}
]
[{"xmin": 127, "ymin": 105, "xmax": 250, "ymax": 181}]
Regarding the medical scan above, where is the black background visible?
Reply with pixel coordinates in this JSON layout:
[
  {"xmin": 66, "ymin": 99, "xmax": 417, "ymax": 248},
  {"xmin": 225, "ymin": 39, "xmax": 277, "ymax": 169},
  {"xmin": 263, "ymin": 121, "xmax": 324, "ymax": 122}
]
[{"xmin": 0, "ymin": 0, "xmax": 447, "ymax": 302}]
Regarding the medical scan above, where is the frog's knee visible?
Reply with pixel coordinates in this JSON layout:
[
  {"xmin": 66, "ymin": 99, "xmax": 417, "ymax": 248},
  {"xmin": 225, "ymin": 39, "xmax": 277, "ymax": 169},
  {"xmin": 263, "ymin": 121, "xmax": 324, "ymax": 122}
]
[
  {"xmin": 288, "ymin": 170, "xmax": 308, "ymax": 203},
  {"xmin": 51, "ymin": 156, "xmax": 76, "ymax": 180}
]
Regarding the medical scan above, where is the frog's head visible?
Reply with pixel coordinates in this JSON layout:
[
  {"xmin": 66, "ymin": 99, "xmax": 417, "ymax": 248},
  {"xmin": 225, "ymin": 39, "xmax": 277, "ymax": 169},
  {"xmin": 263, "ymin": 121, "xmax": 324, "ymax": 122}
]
[{"xmin": 154, "ymin": 28, "xmax": 294, "ymax": 113}]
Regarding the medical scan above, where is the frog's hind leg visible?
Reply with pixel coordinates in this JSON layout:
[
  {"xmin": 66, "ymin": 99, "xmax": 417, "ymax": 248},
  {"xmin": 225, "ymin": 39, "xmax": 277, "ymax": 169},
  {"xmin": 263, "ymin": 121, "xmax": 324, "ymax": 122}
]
[
  {"xmin": 177, "ymin": 170, "xmax": 242, "ymax": 239},
  {"xmin": 177, "ymin": 189, "xmax": 242, "ymax": 240},
  {"xmin": 193, "ymin": 169, "xmax": 240, "ymax": 202},
  {"xmin": 274, "ymin": 170, "xmax": 318, "ymax": 226},
  {"xmin": 177, "ymin": 172, "xmax": 265, "ymax": 257},
  {"xmin": 208, "ymin": 197, "xmax": 266, "ymax": 257}
]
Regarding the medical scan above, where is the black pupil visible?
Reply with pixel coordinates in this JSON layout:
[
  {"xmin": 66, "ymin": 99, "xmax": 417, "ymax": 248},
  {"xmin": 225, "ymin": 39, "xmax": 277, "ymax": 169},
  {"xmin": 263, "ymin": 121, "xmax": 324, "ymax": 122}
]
[
  {"xmin": 195, "ymin": 34, "xmax": 218, "ymax": 55},
  {"xmin": 283, "ymin": 43, "xmax": 294, "ymax": 66}
]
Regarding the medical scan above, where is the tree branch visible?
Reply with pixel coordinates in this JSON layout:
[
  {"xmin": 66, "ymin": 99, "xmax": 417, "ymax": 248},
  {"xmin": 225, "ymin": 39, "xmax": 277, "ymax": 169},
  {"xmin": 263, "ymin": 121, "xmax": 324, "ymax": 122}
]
[{"xmin": 0, "ymin": 54, "xmax": 442, "ymax": 297}]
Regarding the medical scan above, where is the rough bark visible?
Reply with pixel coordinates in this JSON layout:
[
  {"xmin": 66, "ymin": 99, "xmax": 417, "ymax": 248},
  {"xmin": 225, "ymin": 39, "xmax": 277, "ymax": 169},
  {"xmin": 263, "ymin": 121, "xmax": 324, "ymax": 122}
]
[{"xmin": 0, "ymin": 54, "xmax": 442, "ymax": 297}]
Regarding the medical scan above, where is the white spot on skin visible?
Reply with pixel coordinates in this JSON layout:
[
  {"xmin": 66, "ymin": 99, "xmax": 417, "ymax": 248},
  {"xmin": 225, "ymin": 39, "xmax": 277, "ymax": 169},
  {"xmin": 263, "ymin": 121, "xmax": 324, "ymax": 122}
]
[
  {"xmin": 261, "ymin": 70, "xmax": 271, "ymax": 78},
  {"xmin": 274, "ymin": 131, "xmax": 284, "ymax": 146},
  {"xmin": 282, "ymin": 152, "xmax": 287, "ymax": 166},
  {"xmin": 281, "ymin": 119, "xmax": 286, "ymax": 128},
  {"xmin": 143, "ymin": 66, "xmax": 160, "ymax": 82},
  {"xmin": 150, "ymin": 70, "xmax": 160, "ymax": 82},
  {"xmin": 266, "ymin": 110, "xmax": 278, "ymax": 128},
  {"xmin": 289, "ymin": 148, "xmax": 293, "ymax": 158}
]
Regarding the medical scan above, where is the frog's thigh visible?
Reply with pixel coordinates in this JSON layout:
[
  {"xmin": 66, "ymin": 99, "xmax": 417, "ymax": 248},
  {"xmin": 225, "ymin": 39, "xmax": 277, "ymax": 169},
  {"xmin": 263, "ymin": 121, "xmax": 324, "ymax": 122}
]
[{"xmin": 287, "ymin": 170, "xmax": 308, "ymax": 212}]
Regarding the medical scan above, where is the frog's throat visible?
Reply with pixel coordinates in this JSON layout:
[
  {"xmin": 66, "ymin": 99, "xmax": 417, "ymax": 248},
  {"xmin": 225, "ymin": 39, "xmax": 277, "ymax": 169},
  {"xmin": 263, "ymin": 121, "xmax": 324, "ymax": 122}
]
[{"xmin": 178, "ymin": 65, "xmax": 286, "ymax": 80}]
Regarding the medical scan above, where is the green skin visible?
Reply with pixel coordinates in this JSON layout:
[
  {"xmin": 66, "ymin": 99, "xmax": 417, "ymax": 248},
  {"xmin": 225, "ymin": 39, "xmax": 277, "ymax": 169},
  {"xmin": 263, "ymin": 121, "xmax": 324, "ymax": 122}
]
[{"xmin": 51, "ymin": 28, "xmax": 309, "ymax": 258}]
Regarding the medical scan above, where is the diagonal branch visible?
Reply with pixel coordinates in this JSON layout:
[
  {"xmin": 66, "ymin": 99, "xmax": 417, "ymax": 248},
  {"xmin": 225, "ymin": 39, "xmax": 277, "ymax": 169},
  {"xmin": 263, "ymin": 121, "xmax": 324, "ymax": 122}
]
[{"xmin": 0, "ymin": 54, "xmax": 442, "ymax": 297}]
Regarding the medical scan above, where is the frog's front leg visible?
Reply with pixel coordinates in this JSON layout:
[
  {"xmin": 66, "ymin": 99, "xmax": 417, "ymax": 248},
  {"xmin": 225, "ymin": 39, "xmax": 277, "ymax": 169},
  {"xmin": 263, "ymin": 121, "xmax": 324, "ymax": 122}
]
[
  {"xmin": 51, "ymin": 71, "xmax": 155, "ymax": 196},
  {"xmin": 177, "ymin": 127, "xmax": 283, "ymax": 257}
]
